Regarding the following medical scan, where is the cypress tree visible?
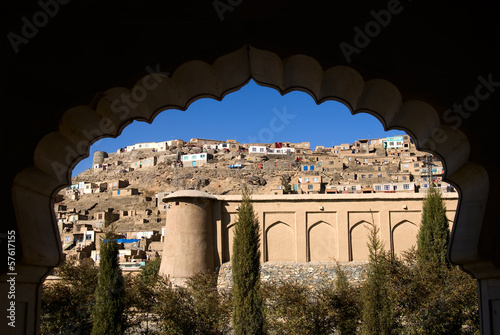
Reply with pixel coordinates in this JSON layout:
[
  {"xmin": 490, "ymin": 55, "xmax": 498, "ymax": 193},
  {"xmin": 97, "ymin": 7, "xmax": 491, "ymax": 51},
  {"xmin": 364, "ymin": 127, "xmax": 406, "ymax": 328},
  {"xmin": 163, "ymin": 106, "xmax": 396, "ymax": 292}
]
[
  {"xmin": 91, "ymin": 230, "xmax": 125, "ymax": 335},
  {"xmin": 232, "ymin": 188, "xmax": 264, "ymax": 335},
  {"xmin": 416, "ymin": 187, "xmax": 450, "ymax": 267},
  {"xmin": 361, "ymin": 221, "xmax": 395, "ymax": 335},
  {"xmin": 410, "ymin": 187, "xmax": 465, "ymax": 334}
]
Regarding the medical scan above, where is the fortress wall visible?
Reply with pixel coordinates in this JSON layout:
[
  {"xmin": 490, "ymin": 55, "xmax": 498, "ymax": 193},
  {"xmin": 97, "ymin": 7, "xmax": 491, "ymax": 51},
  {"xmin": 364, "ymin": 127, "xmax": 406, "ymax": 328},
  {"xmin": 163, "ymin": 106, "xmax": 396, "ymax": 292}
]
[
  {"xmin": 216, "ymin": 193, "xmax": 459, "ymax": 266},
  {"xmin": 217, "ymin": 261, "xmax": 369, "ymax": 290},
  {"xmin": 160, "ymin": 191, "xmax": 458, "ymax": 283}
]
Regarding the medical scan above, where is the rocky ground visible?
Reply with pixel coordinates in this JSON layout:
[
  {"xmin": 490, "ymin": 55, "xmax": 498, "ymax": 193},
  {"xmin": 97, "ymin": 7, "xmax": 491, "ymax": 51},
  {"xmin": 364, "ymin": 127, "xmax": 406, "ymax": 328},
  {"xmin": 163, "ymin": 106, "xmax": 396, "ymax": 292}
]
[
  {"xmin": 62, "ymin": 148, "xmax": 302, "ymax": 233},
  {"xmin": 61, "ymin": 146, "xmax": 399, "ymax": 234}
]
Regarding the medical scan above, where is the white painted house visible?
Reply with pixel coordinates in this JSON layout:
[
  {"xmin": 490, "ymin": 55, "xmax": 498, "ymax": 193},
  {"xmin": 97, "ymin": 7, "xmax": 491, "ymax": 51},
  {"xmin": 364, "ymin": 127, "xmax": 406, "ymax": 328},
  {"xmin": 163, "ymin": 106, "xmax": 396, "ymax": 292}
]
[
  {"xmin": 248, "ymin": 145, "xmax": 268, "ymax": 154},
  {"xmin": 181, "ymin": 153, "xmax": 211, "ymax": 167},
  {"xmin": 267, "ymin": 147, "xmax": 295, "ymax": 155},
  {"xmin": 126, "ymin": 141, "xmax": 168, "ymax": 152},
  {"xmin": 373, "ymin": 182, "xmax": 415, "ymax": 192},
  {"xmin": 384, "ymin": 136, "xmax": 404, "ymax": 150}
]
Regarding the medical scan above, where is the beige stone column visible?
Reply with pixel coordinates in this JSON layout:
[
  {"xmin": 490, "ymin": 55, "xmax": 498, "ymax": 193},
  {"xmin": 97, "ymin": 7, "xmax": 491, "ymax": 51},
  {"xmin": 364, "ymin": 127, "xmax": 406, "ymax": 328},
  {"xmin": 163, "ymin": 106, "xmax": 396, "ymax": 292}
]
[
  {"xmin": 337, "ymin": 207, "xmax": 349, "ymax": 262},
  {"xmin": 213, "ymin": 199, "xmax": 222, "ymax": 269},
  {"xmin": 295, "ymin": 208, "xmax": 307, "ymax": 262},
  {"xmin": 257, "ymin": 210, "xmax": 265, "ymax": 263},
  {"xmin": 379, "ymin": 208, "xmax": 391, "ymax": 255}
]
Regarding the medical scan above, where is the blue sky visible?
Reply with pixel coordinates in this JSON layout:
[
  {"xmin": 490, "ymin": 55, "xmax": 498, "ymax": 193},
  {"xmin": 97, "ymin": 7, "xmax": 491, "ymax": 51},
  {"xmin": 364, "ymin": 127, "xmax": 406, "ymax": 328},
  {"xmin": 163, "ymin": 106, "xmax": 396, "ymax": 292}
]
[{"xmin": 72, "ymin": 79, "xmax": 405, "ymax": 176}]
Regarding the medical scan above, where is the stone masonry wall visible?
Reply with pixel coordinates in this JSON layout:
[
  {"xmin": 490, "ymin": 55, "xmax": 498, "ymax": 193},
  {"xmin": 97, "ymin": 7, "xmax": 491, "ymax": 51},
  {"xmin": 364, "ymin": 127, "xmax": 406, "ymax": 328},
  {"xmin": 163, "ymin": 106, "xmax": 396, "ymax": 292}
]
[{"xmin": 216, "ymin": 261, "xmax": 368, "ymax": 290}]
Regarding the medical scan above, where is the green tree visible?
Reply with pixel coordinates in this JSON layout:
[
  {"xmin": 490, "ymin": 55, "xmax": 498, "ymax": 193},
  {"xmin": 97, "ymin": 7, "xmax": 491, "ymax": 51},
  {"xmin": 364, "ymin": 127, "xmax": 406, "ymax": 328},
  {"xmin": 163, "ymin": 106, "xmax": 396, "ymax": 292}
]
[
  {"xmin": 154, "ymin": 273, "xmax": 231, "ymax": 335},
  {"xmin": 261, "ymin": 265, "xmax": 362, "ymax": 335},
  {"xmin": 232, "ymin": 188, "xmax": 264, "ymax": 334},
  {"xmin": 387, "ymin": 248, "xmax": 479, "ymax": 334},
  {"xmin": 392, "ymin": 187, "xmax": 480, "ymax": 334},
  {"xmin": 330, "ymin": 263, "xmax": 361, "ymax": 334},
  {"xmin": 125, "ymin": 257, "xmax": 162, "ymax": 334},
  {"xmin": 41, "ymin": 260, "xmax": 99, "ymax": 334},
  {"xmin": 186, "ymin": 272, "xmax": 232, "ymax": 334},
  {"xmin": 155, "ymin": 277, "xmax": 196, "ymax": 334},
  {"xmin": 91, "ymin": 231, "xmax": 125, "ymax": 335},
  {"xmin": 416, "ymin": 187, "xmax": 450, "ymax": 267},
  {"xmin": 137, "ymin": 256, "xmax": 161, "ymax": 286},
  {"xmin": 361, "ymin": 221, "xmax": 395, "ymax": 335},
  {"xmin": 262, "ymin": 280, "xmax": 328, "ymax": 334}
]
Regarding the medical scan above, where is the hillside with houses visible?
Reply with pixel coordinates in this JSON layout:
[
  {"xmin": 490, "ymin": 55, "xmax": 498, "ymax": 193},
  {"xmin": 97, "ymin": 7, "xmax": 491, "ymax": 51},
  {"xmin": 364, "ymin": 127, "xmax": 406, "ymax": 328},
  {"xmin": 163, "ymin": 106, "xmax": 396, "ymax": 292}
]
[{"xmin": 54, "ymin": 135, "xmax": 454, "ymax": 268}]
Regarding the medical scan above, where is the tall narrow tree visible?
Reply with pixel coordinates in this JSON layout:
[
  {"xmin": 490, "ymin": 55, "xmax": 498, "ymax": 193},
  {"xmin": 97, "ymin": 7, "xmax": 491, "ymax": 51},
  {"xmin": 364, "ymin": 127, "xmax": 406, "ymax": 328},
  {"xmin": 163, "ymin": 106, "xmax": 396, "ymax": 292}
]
[
  {"xmin": 361, "ymin": 220, "xmax": 395, "ymax": 335},
  {"xmin": 91, "ymin": 230, "xmax": 125, "ymax": 335},
  {"xmin": 416, "ymin": 187, "xmax": 450, "ymax": 267},
  {"xmin": 232, "ymin": 188, "xmax": 264, "ymax": 334}
]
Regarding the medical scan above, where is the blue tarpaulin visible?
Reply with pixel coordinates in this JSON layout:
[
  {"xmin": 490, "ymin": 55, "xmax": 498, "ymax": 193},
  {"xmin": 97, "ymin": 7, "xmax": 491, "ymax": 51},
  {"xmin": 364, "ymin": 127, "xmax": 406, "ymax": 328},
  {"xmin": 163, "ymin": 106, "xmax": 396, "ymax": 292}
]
[{"xmin": 103, "ymin": 239, "xmax": 140, "ymax": 243}]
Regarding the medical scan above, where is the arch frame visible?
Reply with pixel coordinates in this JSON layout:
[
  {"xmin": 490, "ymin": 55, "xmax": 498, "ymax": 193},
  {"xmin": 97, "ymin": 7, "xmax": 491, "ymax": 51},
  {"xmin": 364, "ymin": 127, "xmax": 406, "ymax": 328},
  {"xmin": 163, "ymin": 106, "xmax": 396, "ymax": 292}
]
[{"xmin": 5, "ymin": 44, "xmax": 496, "ymax": 333}]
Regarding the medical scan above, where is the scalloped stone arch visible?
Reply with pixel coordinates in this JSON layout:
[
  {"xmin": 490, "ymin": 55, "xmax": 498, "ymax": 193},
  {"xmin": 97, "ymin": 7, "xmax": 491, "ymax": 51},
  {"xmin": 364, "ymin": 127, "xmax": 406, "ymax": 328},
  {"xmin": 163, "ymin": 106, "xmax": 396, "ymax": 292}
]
[
  {"xmin": 9, "ymin": 44, "xmax": 494, "ymax": 333},
  {"xmin": 16, "ymin": 45, "xmax": 489, "ymax": 268}
]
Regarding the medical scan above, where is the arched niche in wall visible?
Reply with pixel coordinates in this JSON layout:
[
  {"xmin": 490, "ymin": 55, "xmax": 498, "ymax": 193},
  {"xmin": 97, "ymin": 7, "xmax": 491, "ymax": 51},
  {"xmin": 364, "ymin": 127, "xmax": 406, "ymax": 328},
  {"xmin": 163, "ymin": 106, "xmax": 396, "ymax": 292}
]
[
  {"xmin": 349, "ymin": 220, "xmax": 373, "ymax": 261},
  {"xmin": 391, "ymin": 220, "xmax": 418, "ymax": 257},
  {"xmin": 307, "ymin": 220, "xmax": 337, "ymax": 262},
  {"xmin": 265, "ymin": 221, "xmax": 294, "ymax": 262}
]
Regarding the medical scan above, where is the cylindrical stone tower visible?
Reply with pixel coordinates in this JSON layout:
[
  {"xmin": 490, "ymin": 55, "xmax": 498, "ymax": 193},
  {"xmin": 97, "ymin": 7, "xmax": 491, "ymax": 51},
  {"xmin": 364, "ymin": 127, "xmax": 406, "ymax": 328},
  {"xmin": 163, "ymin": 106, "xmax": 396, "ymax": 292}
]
[
  {"xmin": 93, "ymin": 151, "xmax": 108, "ymax": 166},
  {"xmin": 159, "ymin": 190, "xmax": 217, "ymax": 281}
]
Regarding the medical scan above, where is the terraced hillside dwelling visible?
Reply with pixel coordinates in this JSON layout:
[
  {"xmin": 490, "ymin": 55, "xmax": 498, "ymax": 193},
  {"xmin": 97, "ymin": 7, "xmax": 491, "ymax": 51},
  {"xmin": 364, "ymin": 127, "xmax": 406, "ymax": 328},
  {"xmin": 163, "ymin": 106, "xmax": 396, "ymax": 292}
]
[{"xmin": 55, "ymin": 136, "xmax": 456, "ymax": 273}]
